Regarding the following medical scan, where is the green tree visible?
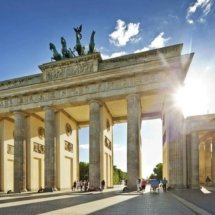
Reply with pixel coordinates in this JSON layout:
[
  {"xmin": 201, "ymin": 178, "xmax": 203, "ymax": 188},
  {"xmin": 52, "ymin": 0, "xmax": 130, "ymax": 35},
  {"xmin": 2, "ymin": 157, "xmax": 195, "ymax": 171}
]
[
  {"xmin": 79, "ymin": 162, "xmax": 89, "ymax": 180},
  {"xmin": 79, "ymin": 162, "xmax": 127, "ymax": 185},
  {"xmin": 149, "ymin": 163, "xmax": 163, "ymax": 180},
  {"xmin": 113, "ymin": 165, "xmax": 127, "ymax": 185}
]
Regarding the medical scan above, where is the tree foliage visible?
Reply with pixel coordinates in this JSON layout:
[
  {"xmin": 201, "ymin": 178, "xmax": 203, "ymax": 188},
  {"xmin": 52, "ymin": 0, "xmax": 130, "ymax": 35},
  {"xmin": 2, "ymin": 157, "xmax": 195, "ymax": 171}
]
[
  {"xmin": 113, "ymin": 165, "xmax": 127, "ymax": 185},
  {"xmin": 79, "ymin": 162, "xmax": 127, "ymax": 185},
  {"xmin": 149, "ymin": 163, "xmax": 163, "ymax": 180},
  {"xmin": 79, "ymin": 162, "xmax": 89, "ymax": 180}
]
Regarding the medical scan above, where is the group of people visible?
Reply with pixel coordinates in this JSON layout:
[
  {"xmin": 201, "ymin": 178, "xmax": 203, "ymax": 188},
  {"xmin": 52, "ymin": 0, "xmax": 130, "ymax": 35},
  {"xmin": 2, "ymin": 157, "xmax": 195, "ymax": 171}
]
[
  {"xmin": 72, "ymin": 179, "xmax": 106, "ymax": 192},
  {"xmin": 136, "ymin": 178, "xmax": 147, "ymax": 192},
  {"xmin": 72, "ymin": 180, "xmax": 89, "ymax": 192},
  {"xmin": 136, "ymin": 177, "xmax": 168, "ymax": 192}
]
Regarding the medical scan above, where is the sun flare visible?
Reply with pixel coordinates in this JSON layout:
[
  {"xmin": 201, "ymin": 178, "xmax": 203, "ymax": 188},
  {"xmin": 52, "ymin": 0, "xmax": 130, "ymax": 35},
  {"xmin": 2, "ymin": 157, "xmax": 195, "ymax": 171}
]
[{"xmin": 174, "ymin": 80, "xmax": 209, "ymax": 117}]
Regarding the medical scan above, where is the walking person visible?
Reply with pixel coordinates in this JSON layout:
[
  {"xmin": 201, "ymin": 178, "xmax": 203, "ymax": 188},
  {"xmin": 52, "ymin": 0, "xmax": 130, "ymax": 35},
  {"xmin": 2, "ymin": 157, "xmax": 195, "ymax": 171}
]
[
  {"xmin": 72, "ymin": 181, "xmax": 77, "ymax": 191},
  {"xmin": 141, "ymin": 179, "xmax": 146, "ymax": 192},
  {"xmin": 101, "ymin": 179, "xmax": 105, "ymax": 191},
  {"xmin": 136, "ymin": 178, "xmax": 141, "ymax": 192},
  {"xmin": 162, "ymin": 177, "xmax": 168, "ymax": 192}
]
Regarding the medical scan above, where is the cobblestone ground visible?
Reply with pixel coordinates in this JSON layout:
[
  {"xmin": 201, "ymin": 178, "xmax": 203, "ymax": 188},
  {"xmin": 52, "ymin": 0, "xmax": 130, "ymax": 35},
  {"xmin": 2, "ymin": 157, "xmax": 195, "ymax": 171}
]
[
  {"xmin": 0, "ymin": 186, "xmax": 196, "ymax": 215},
  {"xmin": 171, "ymin": 187, "xmax": 215, "ymax": 215}
]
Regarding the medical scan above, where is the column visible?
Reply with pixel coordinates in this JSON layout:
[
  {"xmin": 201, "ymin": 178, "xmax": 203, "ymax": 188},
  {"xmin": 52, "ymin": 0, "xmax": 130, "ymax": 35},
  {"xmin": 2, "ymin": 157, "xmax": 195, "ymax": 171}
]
[
  {"xmin": 14, "ymin": 112, "xmax": 27, "ymax": 193},
  {"xmin": 205, "ymin": 140, "xmax": 212, "ymax": 182},
  {"xmin": 76, "ymin": 128, "xmax": 80, "ymax": 181},
  {"xmin": 190, "ymin": 131, "xmax": 199, "ymax": 188},
  {"xmin": 44, "ymin": 107, "xmax": 56, "ymax": 191},
  {"xmin": 199, "ymin": 142, "xmax": 205, "ymax": 184},
  {"xmin": 127, "ymin": 94, "xmax": 142, "ymax": 190},
  {"xmin": 212, "ymin": 137, "xmax": 215, "ymax": 184},
  {"xmin": 89, "ymin": 100, "xmax": 101, "ymax": 190}
]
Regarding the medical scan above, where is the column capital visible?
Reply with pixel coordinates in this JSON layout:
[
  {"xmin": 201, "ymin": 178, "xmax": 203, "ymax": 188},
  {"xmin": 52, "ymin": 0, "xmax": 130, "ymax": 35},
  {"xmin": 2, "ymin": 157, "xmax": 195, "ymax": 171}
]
[
  {"xmin": 43, "ymin": 106, "xmax": 57, "ymax": 112},
  {"xmin": 89, "ymin": 99, "xmax": 103, "ymax": 106},
  {"xmin": 126, "ymin": 93, "xmax": 140, "ymax": 101},
  {"xmin": 13, "ymin": 110, "xmax": 28, "ymax": 117}
]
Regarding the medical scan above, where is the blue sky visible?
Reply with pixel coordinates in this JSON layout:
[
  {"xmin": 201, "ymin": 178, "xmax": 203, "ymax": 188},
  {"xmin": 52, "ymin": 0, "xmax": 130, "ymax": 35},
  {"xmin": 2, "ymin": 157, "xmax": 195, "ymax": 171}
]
[{"xmin": 0, "ymin": 0, "xmax": 215, "ymax": 177}]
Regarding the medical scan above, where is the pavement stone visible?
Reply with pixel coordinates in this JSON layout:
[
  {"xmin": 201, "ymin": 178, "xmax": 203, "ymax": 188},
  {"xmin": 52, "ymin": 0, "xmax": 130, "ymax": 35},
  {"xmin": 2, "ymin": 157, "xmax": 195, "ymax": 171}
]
[
  {"xmin": 0, "ymin": 185, "xmax": 198, "ymax": 215},
  {"xmin": 170, "ymin": 187, "xmax": 215, "ymax": 215}
]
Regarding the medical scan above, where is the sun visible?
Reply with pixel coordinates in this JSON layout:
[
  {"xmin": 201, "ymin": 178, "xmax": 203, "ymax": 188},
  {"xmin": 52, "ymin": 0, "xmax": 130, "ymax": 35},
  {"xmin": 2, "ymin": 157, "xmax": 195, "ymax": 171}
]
[{"xmin": 174, "ymin": 80, "xmax": 209, "ymax": 117}]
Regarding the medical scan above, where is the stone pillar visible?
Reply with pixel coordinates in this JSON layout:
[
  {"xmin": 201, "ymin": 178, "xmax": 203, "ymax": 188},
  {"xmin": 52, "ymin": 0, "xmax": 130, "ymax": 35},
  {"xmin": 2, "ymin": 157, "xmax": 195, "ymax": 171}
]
[
  {"xmin": 163, "ymin": 98, "xmax": 184, "ymax": 188},
  {"xmin": 0, "ymin": 120, "xmax": 2, "ymax": 191},
  {"xmin": 76, "ymin": 128, "xmax": 80, "ymax": 181},
  {"xmin": 190, "ymin": 131, "xmax": 199, "ymax": 188},
  {"xmin": 89, "ymin": 100, "xmax": 101, "ymax": 190},
  {"xmin": 14, "ymin": 112, "xmax": 27, "ymax": 193},
  {"xmin": 212, "ymin": 137, "xmax": 215, "ymax": 185},
  {"xmin": 44, "ymin": 107, "xmax": 56, "ymax": 191},
  {"xmin": 205, "ymin": 140, "xmax": 212, "ymax": 182},
  {"xmin": 127, "ymin": 94, "xmax": 142, "ymax": 190},
  {"xmin": 199, "ymin": 142, "xmax": 205, "ymax": 184}
]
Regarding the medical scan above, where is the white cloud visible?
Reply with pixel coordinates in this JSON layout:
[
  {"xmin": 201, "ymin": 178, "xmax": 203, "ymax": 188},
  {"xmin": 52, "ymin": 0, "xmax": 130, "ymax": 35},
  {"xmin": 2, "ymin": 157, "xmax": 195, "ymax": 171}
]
[
  {"xmin": 103, "ymin": 31, "xmax": 170, "ymax": 59},
  {"xmin": 134, "ymin": 47, "xmax": 149, "ymax": 53},
  {"xmin": 79, "ymin": 144, "xmax": 89, "ymax": 149},
  {"xmin": 101, "ymin": 51, "xmax": 127, "ymax": 59},
  {"xmin": 109, "ymin": 19, "xmax": 140, "ymax": 47},
  {"xmin": 149, "ymin": 32, "xmax": 170, "ymax": 49},
  {"xmin": 186, "ymin": 0, "xmax": 213, "ymax": 24},
  {"xmin": 134, "ymin": 32, "xmax": 170, "ymax": 53}
]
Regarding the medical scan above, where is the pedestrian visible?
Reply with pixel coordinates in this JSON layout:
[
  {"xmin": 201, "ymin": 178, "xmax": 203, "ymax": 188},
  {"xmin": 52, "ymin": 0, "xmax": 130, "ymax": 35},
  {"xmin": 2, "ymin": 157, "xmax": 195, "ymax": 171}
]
[
  {"xmin": 83, "ymin": 180, "xmax": 89, "ymax": 192},
  {"xmin": 101, "ymin": 179, "xmax": 105, "ymax": 191},
  {"xmin": 206, "ymin": 176, "xmax": 211, "ymax": 186},
  {"xmin": 141, "ymin": 179, "xmax": 146, "ymax": 191},
  {"xmin": 80, "ymin": 180, "xmax": 83, "ymax": 191},
  {"xmin": 72, "ymin": 181, "xmax": 77, "ymax": 191},
  {"xmin": 162, "ymin": 177, "xmax": 168, "ymax": 192},
  {"xmin": 136, "ymin": 178, "xmax": 141, "ymax": 192}
]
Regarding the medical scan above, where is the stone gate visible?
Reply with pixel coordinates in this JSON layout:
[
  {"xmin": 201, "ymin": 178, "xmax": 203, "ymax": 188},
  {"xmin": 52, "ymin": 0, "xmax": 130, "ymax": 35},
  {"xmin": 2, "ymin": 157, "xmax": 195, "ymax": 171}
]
[{"xmin": 0, "ymin": 43, "xmax": 203, "ymax": 192}]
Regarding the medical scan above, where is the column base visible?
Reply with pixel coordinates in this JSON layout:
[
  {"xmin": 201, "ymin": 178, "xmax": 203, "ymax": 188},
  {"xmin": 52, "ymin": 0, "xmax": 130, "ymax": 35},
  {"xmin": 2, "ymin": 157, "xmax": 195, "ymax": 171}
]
[
  {"xmin": 20, "ymin": 188, "xmax": 28, "ymax": 193},
  {"xmin": 88, "ymin": 185, "xmax": 100, "ymax": 191},
  {"xmin": 14, "ymin": 188, "xmax": 28, "ymax": 193},
  {"xmin": 43, "ymin": 187, "xmax": 57, "ymax": 192},
  {"xmin": 191, "ymin": 184, "xmax": 200, "ymax": 189}
]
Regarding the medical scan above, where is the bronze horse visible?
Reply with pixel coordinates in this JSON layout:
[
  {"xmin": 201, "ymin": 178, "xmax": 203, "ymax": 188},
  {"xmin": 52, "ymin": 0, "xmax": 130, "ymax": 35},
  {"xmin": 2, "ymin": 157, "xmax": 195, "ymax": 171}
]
[
  {"xmin": 73, "ymin": 25, "xmax": 85, "ymax": 56},
  {"xmin": 61, "ymin": 37, "xmax": 75, "ymax": 58},
  {"xmin": 88, "ymin": 31, "xmax": 96, "ymax": 54},
  {"xmin": 49, "ymin": 43, "xmax": 62, "ymax": 61}
]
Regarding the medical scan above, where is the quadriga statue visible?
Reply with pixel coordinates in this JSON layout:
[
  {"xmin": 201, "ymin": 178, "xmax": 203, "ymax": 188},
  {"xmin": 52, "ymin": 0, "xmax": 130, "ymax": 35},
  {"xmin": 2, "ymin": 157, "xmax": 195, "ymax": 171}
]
[{"xmin": 49, "ymin": 43, "xmax": 62, "ymax": 61}]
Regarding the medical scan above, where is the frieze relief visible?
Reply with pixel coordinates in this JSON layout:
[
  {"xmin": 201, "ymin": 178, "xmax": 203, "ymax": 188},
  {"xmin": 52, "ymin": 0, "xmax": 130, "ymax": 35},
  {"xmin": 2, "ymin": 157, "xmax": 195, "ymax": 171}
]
[
  {"xmin": 65, "ymin": 140, "xmax": 73, "ymax": 153},
  {"xmin": 7, "ymin": 144, "xmax": 14, "ymax": 155},
  {"xmin": 43, "ymin": 61, "xmax": 96, "ymax": 81},
  {"xmin": 33, "ymin": 142, "xmax": 45, "ymax": 154},
  {"xmin": 104, "ymin": 136, "xmax": 111, "ymax": 150},
  {"xmin": 0, "ymin": 74, "xmax": 41, "ymax": 90},
  {"xmin": 0, "ymin": 72, "xmax": 165, "ymax": 109}
]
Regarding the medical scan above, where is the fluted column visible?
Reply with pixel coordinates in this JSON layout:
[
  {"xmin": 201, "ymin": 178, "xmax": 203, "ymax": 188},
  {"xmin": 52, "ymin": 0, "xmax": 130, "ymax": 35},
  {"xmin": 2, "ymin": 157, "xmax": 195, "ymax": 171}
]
[
  {"xmin": 199, "ymin": 142, "xmax": 205, "ymax": 184},
  {"xmin": 127, "ymin": 94, "xmax": 142, "ymax": 190},
  {"xmin": 44, "ymin": 107, "xmax": 56, "ymax": 191},
  {"xmin": 76, "ymin": 128, "xmax": 80, "ymax": 180},
  {"xmin": 205, "ymin": 140, "xmax": 212, "ymax": 182},
  {"xmin": 14, "ymin": 112, "xmax": 27, "ymax": 193},
  {"xmin": 89, "ymin": 100, "xmax": 101, "ymax": 190},
  {"xmin": 212, "ymin": 137, "xmax": 215, "ymax": 184},
  {"xmin": 190, "ymin": 131, "xmax": 199, "ymax": 188}
]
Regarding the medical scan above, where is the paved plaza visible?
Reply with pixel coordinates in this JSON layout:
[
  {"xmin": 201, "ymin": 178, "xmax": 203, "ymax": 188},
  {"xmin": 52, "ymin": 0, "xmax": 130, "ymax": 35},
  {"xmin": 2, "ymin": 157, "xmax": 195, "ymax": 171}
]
[{"xmin": 0, "ymin": 186, "xmax": 214, "ymax": 215}]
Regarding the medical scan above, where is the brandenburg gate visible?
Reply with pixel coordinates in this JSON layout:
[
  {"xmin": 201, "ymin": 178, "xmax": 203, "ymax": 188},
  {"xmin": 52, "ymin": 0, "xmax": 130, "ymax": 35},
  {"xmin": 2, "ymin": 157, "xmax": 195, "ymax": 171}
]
[{"xmin": 1, "ymin": 42, "xmax": 213, "ymax": 193}]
